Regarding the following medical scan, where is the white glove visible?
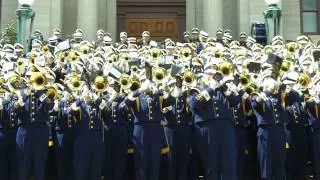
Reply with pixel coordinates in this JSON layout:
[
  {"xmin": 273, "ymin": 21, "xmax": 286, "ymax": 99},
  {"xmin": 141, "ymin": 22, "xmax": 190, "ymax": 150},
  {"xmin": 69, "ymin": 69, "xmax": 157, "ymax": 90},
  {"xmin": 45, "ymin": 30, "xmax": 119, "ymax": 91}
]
[
  {"xmin": 242, "ymin": 93, "xmax": 249, "ymax": 100},
  {"xmin": 209, "ymin": 79, "xmax": 218, "ymax": 89},
  {"xmin": 259, "ymin": 93, "xmax": 268, "ymax": 102}
]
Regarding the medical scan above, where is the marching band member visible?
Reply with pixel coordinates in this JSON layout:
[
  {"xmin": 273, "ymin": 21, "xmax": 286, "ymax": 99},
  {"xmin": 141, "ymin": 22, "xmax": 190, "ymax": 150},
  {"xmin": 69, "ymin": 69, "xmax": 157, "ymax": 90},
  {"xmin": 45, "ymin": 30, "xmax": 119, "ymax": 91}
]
[
  {"xmin": 251, "ymin": 75, "xmax": 288, "ymax": 180},
  {"xmin": 188, "ymin": 67, "xmax": 237, "ymax": 180},
  {"xmin": 72, "ymin": 82, "xmax": 105, "ymax": 180},
  {"xmin": 102, "ymin": 80, "xmax": 129, "ymax": 180},
  {"xmin": 162, "ymin": 74, "xmax": 193, "ymax": 180},
  {"xmin": 52, "ymin": 90, "xmax": 77, "ymax": 180},
  {"xmin": 282, "ymin": 72, "xmax": 309, "ymax": 180},
  {"xmin": 120, "ymin": 74, "xmax": 165, "ymax": 180},
  {"xmin": 0, "ymin": 83, "xmax": 18, "ymax": 180},
  {"xmin": 15, "ymin": 71, "xmax": 55, "ymax": 180},
  {"xmin": 306, "ymin": 76, "xmax": 320, "ymax": 179}
]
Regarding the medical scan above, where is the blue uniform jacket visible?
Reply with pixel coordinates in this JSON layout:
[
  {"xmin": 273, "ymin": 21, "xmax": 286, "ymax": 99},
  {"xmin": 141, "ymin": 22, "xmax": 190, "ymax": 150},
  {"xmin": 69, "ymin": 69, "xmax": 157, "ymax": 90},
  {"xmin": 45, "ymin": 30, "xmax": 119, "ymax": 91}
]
[
  {"xmin": 75, "ymin": 98, "xmax": 105, "ymax": 131},
  {"xmin": 17, "ymin": 90, "xmax": 54, "ymax": 125},
  {"xmin": 163, "ymin": 94, "xmax": 193, "ymax": 126},
  {"xmin": 0, "ymin": 98, "xmax": 18, "ymax": 129},
  {"xmin": 188, "ymin": 86, "xmax": 234, "ymax": 124},
  {"xmin": 251, "ymin": 91, "xmax": 288, "ymax": 125},
  {"xmin": 104, "ymin": 95, "xmax": 127, "ymax": 126},
  {"xmin": 229, "ymin": 93, "xmax": 251, "ymax": 127},
  {"xmin": 306, "ymin": 95, "xmax": 320, "ymax": 129},
  {"xmin": 121, "ymin": 91, "xmax": 164, "ymax": 124},
  {"xmin": 54, "ymin": 100, "xmax": 78, "ymax": 131},
  {"xmin": 285, "ymin": 90, "xmax": 308, "ymax": 126}
]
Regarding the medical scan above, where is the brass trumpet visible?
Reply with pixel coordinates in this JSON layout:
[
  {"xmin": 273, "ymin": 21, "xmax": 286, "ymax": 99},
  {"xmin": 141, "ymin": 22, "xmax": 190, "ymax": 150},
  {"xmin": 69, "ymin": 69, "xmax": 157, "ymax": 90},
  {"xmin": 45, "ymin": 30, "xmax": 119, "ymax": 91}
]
[
  {"xmin": 285, "ymin": 42, "xmax": 300, "ymax": 54},
  {"xmin": 130, "ymin": 76, "xmax": 140, "ymax": 92},
  {"xmin": 263, "ymin": 45, "xmax": 274, "ymax": 55},
  {"xmin": 219, "ymin": 61, "xmax": 234, "ymax": 77},
  {"xmin": 298, "ymin": 73, "xmax": 311, "ymax": 89},
  {"xmin": 119, "ymin": 74, "xmax": 131, "ymax": 90},
  {"xmin": 67, "ymin": 73, "xmax": 83, "ymax": 92},
  {"xmin": 180, "ymin": 47, "xmax": 193, "ymax": 61},
  {"xmin": 182, "ymin": 71, "xmax": 196, "ymax": 87},
  {"xmin": 150, "ymin": 48, "xmax": 161, "ymax": 60},
  {"xmin": 29, "ymin": 72, "xmax": 47, "ymax": 90},
  {"xmin": 153, "ymin": 67, "xmax": 167, "ymax": 84},
  {"xmin": 93, "ymin": 76, "xmax": 108, "ymax": 93},
  {"xmin": 239, "ymin": 73, "xmax": 250, "ymax": 86}
]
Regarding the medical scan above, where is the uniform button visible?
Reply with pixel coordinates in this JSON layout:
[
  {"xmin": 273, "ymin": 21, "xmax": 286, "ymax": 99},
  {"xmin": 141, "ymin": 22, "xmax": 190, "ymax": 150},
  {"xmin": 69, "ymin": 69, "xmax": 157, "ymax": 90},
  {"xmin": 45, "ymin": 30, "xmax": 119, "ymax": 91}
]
[
  {"xmin": 150, "ymin": 117, "xmax": 153, "ymax": 120},
  {"xmin": 31, "ymin": 118, "xmax": 35, "ymax": 121},
  {"xmin": 234, "ymin": 110, "xmax": 237, "ymax": 113},
  {"xmin": 215, "ymin": 107, "xmax": 219, "ymax": 110},
  {"xmin": 11, "ymin": 119, "xmax": 14, "ymax": 121},
  {"xmin": 275, "ymin": 114, "xmax": 279, "ymax": 118},
  {"xmin": 90, "ymin": 120, "xmax": 93, "ymax": 123},
  {"xmin": 113, "ymin": 115, "xmax": 117, "ymax": 118},
  {"xmin": 214, "ymin": 102, "xmax": 217, "ymax": 104},
  {"xmin": 295, "ymin": 121, "xmax": 299, "ymax": 124},
  {"xmin": 128, "ymin": 114, "xmax": 131, "ymax": 117},
  {"xmin": 11, "ymin": 112, "xmax": 14, "ymax": 115},
  {"xmin": 68, "ymin": 125, "xmax": 72, "ymax": 128},
  {"xmin": 235, "ymin": 121, "xmax": 239, "ymax": 125},
  {"xmin": 275, "ymin": 120, "xmax": 279, "ymax": 124},
  {"xmin": 32, "ymin": 112, "xmax": 35, "ymax": 116},
  {"xmin": 216, "ymin": 114, "xmax": 220, "ymax": 118},
  {"xmin": 113, "ymin": 120, "xmax": 117, "ymax": 123},
  {"xmin": 177, "ymin": 120, "xmax": 181, "ymax": 124},
  {"xmin": 150, "ymin": 106, "xmax": 153, "ymax": 109},
  {"xmin": 90, "ymin": 116, "xmax": 93, "ymax": 119},
  {"xmin": 90, "ymin": 126, "xmax": 93, "ymax": 129},
  {"xmin": 177, "ymin": 115, "xmax": 180, "ymax": 118},
  {"xmin": 274, "ymin": 109, "xmax": 277, "ymax": 112}
]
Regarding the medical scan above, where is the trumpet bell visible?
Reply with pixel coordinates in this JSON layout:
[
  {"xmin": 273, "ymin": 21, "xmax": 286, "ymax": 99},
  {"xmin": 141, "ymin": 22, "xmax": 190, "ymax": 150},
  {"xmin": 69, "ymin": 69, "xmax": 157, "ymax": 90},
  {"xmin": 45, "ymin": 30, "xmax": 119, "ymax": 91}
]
[
  {"xmin": 150, "ymin": 48, "xmax": 161, "ymax": 60},
  {"xmin": 130, "ymin": 76, "xmax": 140, "ymax": 91},
  {"xmin": 94, "ymin": 76, "xmax": 108, "ymax": 93},
  {"xmin": 180, "ymin": 47, "xmax": 193, "ymax": 61},
  {"xmin": 219, "ymin": 61, "xmax": 234, "ymax": 77},
  {"xmin": 29, "ymin": 72, "xmax": 47, "ymax": 90},
  {"xmin": 153, "ymin": 67, "xmax": 167, "ymax": 84},
  {"xmin": 119, "ymin": 74, "xmax": 131, "ymax": 90},
  {"xmin": 298, "ymin": 73, "xmax": 312, "ymax": 89},
  {"xmin": 183, "ymin": 71, "xmax": 196, "ymax": 87},
  {"xmin": 239, "ymin": 73, "xmax": 250, "ymax": 86}
]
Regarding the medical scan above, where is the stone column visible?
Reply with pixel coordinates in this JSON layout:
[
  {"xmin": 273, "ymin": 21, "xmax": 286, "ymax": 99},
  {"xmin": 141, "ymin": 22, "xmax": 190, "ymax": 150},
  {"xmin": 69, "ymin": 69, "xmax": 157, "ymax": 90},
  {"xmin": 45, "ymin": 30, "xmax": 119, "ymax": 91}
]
[
  {"xmin": 202, "ymin": 0, "xmax": 223, "ymax": 36},
  {"xmin": 49, "ymin": 0, "xmax": 63, "ymax": 36},
  {"xmin": 77, "ymin": 0, "xmax": 98, "ymax": 41},
  {"xmin": 238, "ymin": 0, "xmax": 250, "ymax": 36},
  {"xmin": 106, "ymin": 0, "xmax": 117, "ymax": 41},
  {"xmin": 186, "ymin": 0, "xmax": 196, "ymax": 31}
]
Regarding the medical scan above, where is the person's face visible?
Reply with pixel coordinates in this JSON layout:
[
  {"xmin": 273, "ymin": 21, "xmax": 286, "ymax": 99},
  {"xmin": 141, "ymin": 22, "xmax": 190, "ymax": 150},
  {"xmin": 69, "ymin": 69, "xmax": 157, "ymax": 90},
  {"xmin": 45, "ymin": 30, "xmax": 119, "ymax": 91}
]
[
  {"xmin": 184, "ymin": 35, "xmax": 190, "ymax": 41},
  {"xmin": 240, "ymin": 37, "xmax": 247, "ymax": 42},
  {"xmin": 97, "ymin": 34, "xmax": 104, "ymax": 41},
  {"xmin": 216, "ymin": 33, "xmax": 223, "ymax": 39},
  {"xmin": 120, "ymin": 36, "xmax": 127, "ymax": 43},
  {"xmin": 142, "ymin": 35, "xmax": 150, "ymax": 43},
  {"xmin": 192, "ymin": 32, "xmax": 198, "ymax": 40}
]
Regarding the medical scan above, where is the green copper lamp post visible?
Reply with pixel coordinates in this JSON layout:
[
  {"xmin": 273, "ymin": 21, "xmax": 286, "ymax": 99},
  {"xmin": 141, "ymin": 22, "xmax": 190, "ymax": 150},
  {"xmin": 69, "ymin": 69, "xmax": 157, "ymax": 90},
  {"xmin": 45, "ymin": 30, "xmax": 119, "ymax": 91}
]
[
  {"xmin": 263, "ymin": 0, "xmax": 281, "ymax": 43},
  {"xmin": 16, "ymin": 0, "xmax": 35, "ymax": 51}
]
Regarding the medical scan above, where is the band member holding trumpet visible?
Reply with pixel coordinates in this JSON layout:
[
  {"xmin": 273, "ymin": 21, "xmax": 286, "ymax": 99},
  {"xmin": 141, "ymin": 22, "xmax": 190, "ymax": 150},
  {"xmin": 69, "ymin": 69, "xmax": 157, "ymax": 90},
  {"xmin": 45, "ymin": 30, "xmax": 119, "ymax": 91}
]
[
  {"xmin": 0, "ymin": 79, "xmax": 18, "ymax": 180},
  {"xmin": 306, "ymin": 76, "xmax": 320, "ymax": 179},
  {"xmin": 14, "ymin": 70, "xmax": 55, "ymax": 180},
  {"xmin": 72, "ymin": 76, "xmax": 106, "ymax": 180},
  {"xmin": 188, "ymin": 63, "xmax": 237, "ymax": 180},
  {"xmin": 251, "ymin": 75, "xmax": 288, "ymax": 180},
  {"xmin": 120, "ymin": 68, "xmax": 166, "ymax": 180},
  {"xmin": 162, "ymin": 73, "xmax": 193, "ymax": 180},
  {"xmin": 51, "ymin": 89, "xmax": 76, "ymax": 180},
  {"xmin": 102, "ymin": 79, "xmax": 129, "ymax": 180}
]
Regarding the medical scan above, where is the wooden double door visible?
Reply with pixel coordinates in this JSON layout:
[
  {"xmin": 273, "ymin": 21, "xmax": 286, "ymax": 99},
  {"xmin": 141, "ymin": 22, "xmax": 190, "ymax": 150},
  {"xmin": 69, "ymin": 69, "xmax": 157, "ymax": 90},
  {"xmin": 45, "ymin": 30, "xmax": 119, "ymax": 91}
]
[{"xmin": 117, "ymin": 0, "xmax": 186, "ymax": 42}]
